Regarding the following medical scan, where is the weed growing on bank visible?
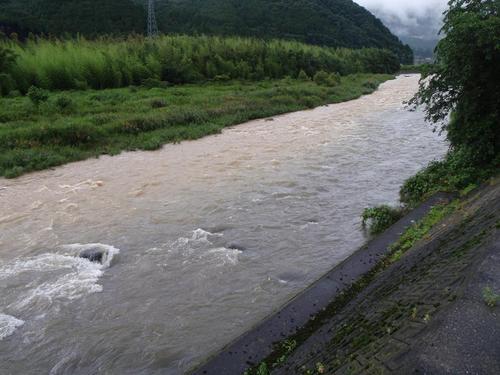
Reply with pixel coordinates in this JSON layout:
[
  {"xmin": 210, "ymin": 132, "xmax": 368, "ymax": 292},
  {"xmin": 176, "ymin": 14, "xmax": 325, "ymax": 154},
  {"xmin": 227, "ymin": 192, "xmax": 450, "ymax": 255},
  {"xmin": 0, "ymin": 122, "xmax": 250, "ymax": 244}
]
[
  {"xmin": 387, "ymin": 200, "xmax": 460, "ymax": 263},
  {"xmin": 482, "ymin": 287, "xmax": 499, "ymax": 308},
  {"xmin": 362, "ymin": 205, "xmax": 405, "ymax": 235},
  {"xmin": 400, "ymin": 150, "xmax": 499, "ymax": 207}
]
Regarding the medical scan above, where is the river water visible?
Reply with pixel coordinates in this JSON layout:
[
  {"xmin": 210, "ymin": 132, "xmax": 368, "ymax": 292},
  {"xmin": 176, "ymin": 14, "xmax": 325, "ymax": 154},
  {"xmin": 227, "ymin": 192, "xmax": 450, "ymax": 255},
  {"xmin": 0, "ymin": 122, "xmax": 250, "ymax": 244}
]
[{"xmin": 0, "ymin": 75, "xmax": 447, "ymax": 374}]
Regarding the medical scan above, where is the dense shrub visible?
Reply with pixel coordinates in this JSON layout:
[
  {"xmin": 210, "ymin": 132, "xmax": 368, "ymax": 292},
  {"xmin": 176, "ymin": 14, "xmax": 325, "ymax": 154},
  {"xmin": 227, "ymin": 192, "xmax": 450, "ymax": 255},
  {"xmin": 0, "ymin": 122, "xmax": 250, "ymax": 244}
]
[
  {"xmin": 314, "ymin": 71, "xmax": 342, "ymax": 87},
  {"xmin": 27, "ymin": 85, "xmax": 49, "ymax": 106},
  {"xmin": 313, "ymin": 71, "xmax": 330, "ymax": 86},
  {"xmin": 362, "ymin": 205, "xmax": 405, "ymax": 235},
  {"xmin": 150, "ymin": 99, "xmax": 167, "ymax": 108},
  {"xmin": 54, "ymin": 95, "xmax": 74, "ymax": 111},
  {"xmin": 400, "ymin": 150, "xmax": 499, "ymax": 207},
  {"xmin": 297, "ymin": 70, "xmax": 310, "ymax": 81},
  {"xmin": 0, "ymin": 35, "xmax": 400, "ymax": 94}
]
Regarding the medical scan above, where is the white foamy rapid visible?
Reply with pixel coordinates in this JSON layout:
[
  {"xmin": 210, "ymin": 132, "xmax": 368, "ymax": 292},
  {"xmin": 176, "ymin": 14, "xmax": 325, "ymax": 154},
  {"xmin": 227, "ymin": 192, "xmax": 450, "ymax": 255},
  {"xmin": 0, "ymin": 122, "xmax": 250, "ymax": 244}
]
[
  {"xmin": 59, "ymin": 243, "xmax": 120, "ymax": 269},
  {"xmin": 168, "ymin": 229, "xmax": 242, "ymax": 266},
  {"xmin": 0, "ymin": 244, "xmax": 119, "ymax": 323},
  {"xmin": 0, "ymin": 314, "xmax": 24, "ymax": 341}
]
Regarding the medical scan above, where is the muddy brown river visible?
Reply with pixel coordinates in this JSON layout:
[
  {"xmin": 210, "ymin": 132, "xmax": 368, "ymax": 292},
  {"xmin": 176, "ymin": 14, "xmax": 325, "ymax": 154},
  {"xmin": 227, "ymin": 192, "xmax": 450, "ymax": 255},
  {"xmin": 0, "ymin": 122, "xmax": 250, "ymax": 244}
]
[{"xmin": 0, "ymin": 75, "xmax": 447, "ymax": 374}]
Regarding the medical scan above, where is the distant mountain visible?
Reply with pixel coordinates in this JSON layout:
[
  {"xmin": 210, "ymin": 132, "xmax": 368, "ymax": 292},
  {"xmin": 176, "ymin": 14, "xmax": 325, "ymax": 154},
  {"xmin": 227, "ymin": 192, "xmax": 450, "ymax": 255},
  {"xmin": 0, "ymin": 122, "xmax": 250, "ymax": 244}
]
[{"xmin": 0, "ymin": 0, "xmax": 413, "ymax": 63}]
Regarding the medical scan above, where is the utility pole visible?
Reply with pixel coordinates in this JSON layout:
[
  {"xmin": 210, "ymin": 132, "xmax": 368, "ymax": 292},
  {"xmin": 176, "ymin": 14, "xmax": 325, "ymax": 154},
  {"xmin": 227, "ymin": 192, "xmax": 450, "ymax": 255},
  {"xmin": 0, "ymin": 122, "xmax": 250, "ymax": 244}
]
[{"xmin": 147, "ymin": 0, "xmax": 159, "ymax": 38}]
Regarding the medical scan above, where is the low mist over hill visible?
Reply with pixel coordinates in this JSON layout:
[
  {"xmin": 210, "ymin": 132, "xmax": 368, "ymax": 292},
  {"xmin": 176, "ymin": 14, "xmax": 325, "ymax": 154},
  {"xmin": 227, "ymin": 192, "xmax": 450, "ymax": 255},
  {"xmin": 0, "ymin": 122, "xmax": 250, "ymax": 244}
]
[
  {"xmin": 355, "ymin": 0, "xmax": 447, "ymax": 60},
  {"xmin": 0, "ymin": 0, "xmax": 413, "ymax": 63}
]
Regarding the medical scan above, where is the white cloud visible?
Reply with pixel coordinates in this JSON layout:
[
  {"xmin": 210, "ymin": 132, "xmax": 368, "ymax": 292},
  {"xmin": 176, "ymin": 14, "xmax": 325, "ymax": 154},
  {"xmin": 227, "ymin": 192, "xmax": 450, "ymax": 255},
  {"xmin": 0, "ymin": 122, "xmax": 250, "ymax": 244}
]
[
  {"xmin": 354, "ymin": 0, "xmax": 448, "ymax": 20},
  {"xmin": 354, "ymin": 0, "xmax": 448, "ymax": 38}
]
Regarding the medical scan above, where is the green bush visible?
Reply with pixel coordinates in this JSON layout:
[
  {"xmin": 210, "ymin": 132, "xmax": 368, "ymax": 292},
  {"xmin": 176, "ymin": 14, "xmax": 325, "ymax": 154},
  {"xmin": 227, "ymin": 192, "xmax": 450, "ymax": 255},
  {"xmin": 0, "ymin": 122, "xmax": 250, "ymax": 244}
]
[
  {"xmin": 362, "ymin": 205, "xmax": 405, "ymax": 235},
  {"xmin": 150, "ymin": 99, "xmax": 167, "ymax": 108},
  {"xmin": 297, "ymin": 69, "xmax": 310, "ymax": 81},
  {"xmin": 27, "ymin": 86, "xmax": 49, "ymax": 106},
  {"xmin": 362, "ymin": 81, "xmax": 378, "ymax": 90},
  {"xmin": 400, "ymin": 149, "xmax": 498, "ymax": 207},
  {"xmin": 327, "ymin": 72, "xmax": 341, "ymax": 86},
  {"xmin": 7, "ymin": 90, "xmax": 21, "ymax": 98},
  {"xmin": 313, "ymin": 71, "xmax": 341, "ymax": 87},
  {"xmin": 482, "ymin": 287, "xmax": 500, "ymax": 307},
  {"xmin": 313, "ymin": 71, "xmax": 330, "ymax": 86},
  {"xmin": 54, "ymin": 96, "xmax": 75, "ymax": 111}
]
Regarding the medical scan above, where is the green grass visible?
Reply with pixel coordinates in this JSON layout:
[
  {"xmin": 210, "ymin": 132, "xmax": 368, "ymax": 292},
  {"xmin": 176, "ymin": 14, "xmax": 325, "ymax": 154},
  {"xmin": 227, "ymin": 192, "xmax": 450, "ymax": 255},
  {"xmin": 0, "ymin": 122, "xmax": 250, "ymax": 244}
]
[
  {"xmin": 362, "ymin": 205, "xmax": 405, "ymax": 235},
  {"xmin": 482, "ymin": 287, "xmax": 499, "ymax": 307},
  {"xmin": 387, "ymin": 200, "xmax": 460, "ymax": 263},
  {"xmin": 0, "ymin": 73, "xmax": 393, "ymax": 177},
  {"xmin": 400, "ymin": 150, "xmax": 499, "ymax": 207}
]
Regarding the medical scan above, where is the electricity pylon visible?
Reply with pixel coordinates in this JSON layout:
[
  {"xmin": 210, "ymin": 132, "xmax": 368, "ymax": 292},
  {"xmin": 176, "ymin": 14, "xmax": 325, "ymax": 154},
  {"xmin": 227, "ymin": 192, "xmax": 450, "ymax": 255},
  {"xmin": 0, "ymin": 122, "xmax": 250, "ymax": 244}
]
[{"xmin": 147, "ymin": 0, "xmax": 159, "ymax": 38}]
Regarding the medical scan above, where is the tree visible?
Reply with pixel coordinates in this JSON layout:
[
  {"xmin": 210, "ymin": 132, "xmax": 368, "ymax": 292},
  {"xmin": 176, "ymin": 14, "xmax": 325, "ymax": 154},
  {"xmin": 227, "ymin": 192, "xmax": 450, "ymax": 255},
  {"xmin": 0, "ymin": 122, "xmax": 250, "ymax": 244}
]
[
  {"xmin": 0, "ymin": 43, "xmax": 15, "ymax": 72},
  {"xmin": 410, "ymin": 0, "xmax": 500, "ymax": 165}
]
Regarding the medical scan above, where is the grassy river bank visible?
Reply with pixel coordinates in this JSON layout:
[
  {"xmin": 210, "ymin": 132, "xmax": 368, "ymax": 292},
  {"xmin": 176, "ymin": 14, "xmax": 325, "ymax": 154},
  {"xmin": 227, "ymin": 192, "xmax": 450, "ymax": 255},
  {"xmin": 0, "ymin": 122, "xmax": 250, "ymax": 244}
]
[{"xmin": 0, "ymin": 73, "xmax": 392, "ymax": 178}]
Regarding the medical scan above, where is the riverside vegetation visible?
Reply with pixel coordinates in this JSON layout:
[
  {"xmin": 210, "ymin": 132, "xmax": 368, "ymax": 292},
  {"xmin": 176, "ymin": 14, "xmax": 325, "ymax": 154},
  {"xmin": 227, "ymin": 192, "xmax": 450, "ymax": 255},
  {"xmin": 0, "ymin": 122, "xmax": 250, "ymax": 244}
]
[{"xmin": 0, "ymin": 35, "xmax": 399, "ymax": 177}]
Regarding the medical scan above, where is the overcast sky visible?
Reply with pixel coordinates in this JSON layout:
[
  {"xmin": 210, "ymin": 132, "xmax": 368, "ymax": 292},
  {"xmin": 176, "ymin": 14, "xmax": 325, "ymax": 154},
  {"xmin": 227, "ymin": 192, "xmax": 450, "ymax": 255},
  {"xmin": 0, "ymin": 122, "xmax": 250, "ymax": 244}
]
[
  {"xmin": 354, "ymin": 0, "xmax": 448, "ymax": 19},
  {"xmin": 354, "ymin": 0, "xmax": 448, "ymax": 38}
]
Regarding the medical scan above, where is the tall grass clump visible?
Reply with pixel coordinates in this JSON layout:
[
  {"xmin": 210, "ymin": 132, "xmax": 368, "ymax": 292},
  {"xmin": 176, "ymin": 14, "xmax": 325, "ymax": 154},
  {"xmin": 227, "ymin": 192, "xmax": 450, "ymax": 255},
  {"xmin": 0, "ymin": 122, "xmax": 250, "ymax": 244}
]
[{"xmin": 0, "ymin": 35, "xmax": 400, "ymax": 94}]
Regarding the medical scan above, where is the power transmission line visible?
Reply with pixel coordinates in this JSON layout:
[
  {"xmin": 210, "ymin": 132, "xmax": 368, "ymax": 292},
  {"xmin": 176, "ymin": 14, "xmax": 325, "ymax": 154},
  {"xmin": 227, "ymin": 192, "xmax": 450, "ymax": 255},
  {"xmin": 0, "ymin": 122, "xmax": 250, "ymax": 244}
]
[{"xmin": 147, "ymin": 0, "xmax": 159, "ymax": 38}]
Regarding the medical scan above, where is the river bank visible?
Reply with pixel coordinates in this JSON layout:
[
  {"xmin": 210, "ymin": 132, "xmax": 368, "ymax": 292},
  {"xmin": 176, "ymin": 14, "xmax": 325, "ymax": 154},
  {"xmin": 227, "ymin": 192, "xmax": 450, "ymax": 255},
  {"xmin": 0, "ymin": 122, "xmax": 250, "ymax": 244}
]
[
  {"xmin": 193, "ymin": 192, "xmax": 457, "ymax": 374},
  {"xmin": 0, "ymin": 73, "xmax": 391, "ymax": 178},
  {"xmin": 218, "ymin": 178, "xmax": 499, "ymax": 375}
]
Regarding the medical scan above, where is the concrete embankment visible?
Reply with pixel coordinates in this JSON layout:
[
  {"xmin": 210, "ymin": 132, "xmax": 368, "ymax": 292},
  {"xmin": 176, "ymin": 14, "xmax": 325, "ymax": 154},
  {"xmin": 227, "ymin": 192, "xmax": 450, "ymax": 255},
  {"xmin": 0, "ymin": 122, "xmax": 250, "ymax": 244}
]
[{"xmin": 194, "ymin": 179, "xmax": 500, "ymax": 374}]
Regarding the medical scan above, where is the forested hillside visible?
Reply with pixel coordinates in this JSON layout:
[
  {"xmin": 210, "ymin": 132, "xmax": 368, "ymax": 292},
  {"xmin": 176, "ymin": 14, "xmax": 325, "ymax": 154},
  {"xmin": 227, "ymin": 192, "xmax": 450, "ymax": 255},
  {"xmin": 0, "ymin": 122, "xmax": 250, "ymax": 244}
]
[
  {"xmin": 0, "ymin": 0, "xmax": 413, "ymax": 63},
  {"xmin": 157, "ymin": 0, "xmax": 412, "ymax": 62},
  {"xmin": 0, "ymin": 0, "xmax": 145, "ymax": 36}
]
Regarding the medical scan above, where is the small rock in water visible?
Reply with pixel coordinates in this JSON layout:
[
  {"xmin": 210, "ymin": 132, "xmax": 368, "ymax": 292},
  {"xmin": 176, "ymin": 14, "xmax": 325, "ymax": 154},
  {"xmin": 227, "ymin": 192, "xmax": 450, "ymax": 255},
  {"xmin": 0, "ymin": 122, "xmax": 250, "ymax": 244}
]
[
  {"xmin": 265, "ymin": 118, "xmax": 275, "ymax": 122},
  {"xmin": 79, "ymin": 248, "xmax": 104, "ymax": 264},
  {"xmin": 227, "ymin": 243, "xmax": 246, "ymax": 251}
]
